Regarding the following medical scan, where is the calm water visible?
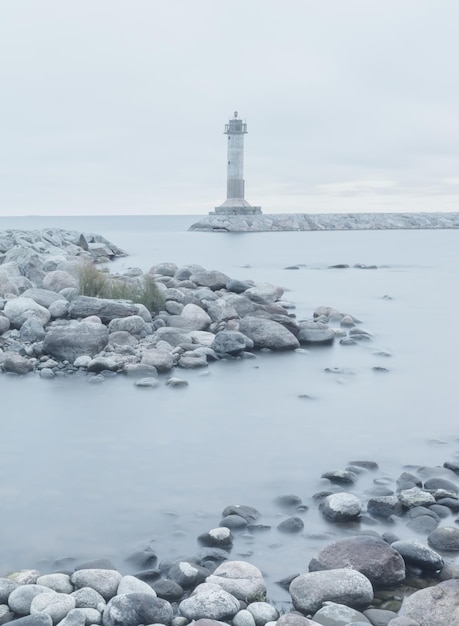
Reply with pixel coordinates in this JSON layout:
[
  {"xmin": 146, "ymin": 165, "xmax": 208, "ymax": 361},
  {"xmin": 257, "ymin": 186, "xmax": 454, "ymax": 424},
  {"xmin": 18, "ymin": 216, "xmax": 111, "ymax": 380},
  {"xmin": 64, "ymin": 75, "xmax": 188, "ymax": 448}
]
[{"xmin": 1, "ymin": 215, "xmax": 459, "ymax": 600}]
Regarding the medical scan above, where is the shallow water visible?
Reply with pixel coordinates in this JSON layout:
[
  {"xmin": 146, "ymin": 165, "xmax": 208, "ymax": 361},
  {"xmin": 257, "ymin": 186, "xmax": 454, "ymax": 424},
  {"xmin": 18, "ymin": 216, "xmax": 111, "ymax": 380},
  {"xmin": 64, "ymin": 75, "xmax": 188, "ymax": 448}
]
[{"xmin": 1, "ymin": 215, "xmax": 459, "ymax": 601}]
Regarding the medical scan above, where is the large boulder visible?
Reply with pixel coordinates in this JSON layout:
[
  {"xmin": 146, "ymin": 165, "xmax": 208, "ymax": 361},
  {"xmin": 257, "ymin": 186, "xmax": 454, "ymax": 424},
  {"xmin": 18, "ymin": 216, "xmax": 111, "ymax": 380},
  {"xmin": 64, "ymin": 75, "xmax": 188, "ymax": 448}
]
[
  {"xmin": 309, "ymin": 536, "xmax": 406, "ymax": 587},
  {"xmin": 206, "ymin": 561, "xmax": 266, "ymax": 602},
  {"xmin": 68, "ymin": 296, "xmax": 140, "ymax": 324},
  {"xmin": 21, "ymin": 288, "xmax": 67, "ymax": 308},
  {"xmin": 102, "ymin": 593, "xmax": 173, "ymax": 626},
  {"xmin": 4, "ymin": 297, "xmax": 51, "ymax": 328},
  {"xmin": 43, "ymin": 321, "xmax": 109, "ymax": 361},
  {"xmin": 289, "ymin": 568, "xmax": 373, "ymax": 615},
  {"xmin": 399, "ymin": 579, "xmax": 459, "ymax": 625},
  {"xmin": 42, "ymin": 270, "xmax": 78, "ymax": 292},
  {"xmin": 180, "ymin": 303, "xmax": 212, "ymax": 330},
  {"xmin": 238, "ymin": 316, "xmax": 299, "ymax": 351}
]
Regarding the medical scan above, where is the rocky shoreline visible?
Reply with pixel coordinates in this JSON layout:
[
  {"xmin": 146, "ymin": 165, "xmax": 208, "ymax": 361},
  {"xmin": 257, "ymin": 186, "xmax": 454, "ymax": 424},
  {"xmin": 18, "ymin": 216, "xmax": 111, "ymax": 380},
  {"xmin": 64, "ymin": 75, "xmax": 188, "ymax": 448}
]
[
  {"xmin": 3, "ymin": 455, "xmax": 459, "ymax": 625},
  {"xmin": 188, "ymin": 211, "xmax": 459, "ymax": 232},
  {"xmin": 0, "ymin": 228, "xmax": 364, "ymax": 382}
]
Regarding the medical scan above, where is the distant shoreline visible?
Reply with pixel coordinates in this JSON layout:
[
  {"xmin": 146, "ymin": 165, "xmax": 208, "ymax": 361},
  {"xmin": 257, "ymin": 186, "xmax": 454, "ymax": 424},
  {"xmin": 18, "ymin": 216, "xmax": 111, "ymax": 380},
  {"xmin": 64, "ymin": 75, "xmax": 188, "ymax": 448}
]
[{"xmin": 189, "ymin": 211, "xmax": 459, "ymax": 232}]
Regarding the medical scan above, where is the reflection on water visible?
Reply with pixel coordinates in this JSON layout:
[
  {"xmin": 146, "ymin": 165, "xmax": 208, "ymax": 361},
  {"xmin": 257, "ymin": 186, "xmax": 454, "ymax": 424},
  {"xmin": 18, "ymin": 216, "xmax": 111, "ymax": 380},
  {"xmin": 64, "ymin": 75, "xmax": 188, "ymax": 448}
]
[{"xmin": 1, "ymin": 218, "xmax": 459, "ymax": 600}]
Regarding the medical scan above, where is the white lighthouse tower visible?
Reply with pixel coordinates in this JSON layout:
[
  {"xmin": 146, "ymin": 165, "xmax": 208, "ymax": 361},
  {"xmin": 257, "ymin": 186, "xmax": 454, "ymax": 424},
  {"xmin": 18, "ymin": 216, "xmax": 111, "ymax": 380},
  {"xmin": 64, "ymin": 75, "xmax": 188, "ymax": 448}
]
[{"xmin": 213, "ymin": 111, "xmax": 261, "ymax": 215}]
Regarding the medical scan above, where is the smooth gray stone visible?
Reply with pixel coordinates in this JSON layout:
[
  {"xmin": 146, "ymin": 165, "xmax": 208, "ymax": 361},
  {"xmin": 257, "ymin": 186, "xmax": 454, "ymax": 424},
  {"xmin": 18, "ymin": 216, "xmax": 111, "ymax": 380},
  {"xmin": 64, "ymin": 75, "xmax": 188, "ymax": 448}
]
[
  {"xmin": 179, "ymin": 588, "xmax": 239, "ymax": 621},
  {"xmin": 428, "ymin": 526, "xmax": 459, "ymax": 551},
  {"xmin": 206, "ymin": 561, "xmax": 266, "ymax": 602},
  {"xmin": 43, "ymin": 321, "xmax": 109, "ymax": 361},
  {"xmin": 21, "ymin": 288, "xmax": 66, "ymax": 308},
  {"xmin": 70, "ymin": 569, "xmax": 121, "ymax": 601},
  {"xmin": 168, "ymin": 562, "xmax": 209, "ymax": 589},
  {"xmin": 367, "ymin": 495, "xmax": 402, "ymax": 519},
  {"xmin": 20, "ymin": 317, "xmax": 45, "ymax": 342},
  {"xmin": 399, "ymin": 579, "xmax": 459, "ymax": 625},
  {"xmin": 30, "ymin": 592, "xmax": 75, "ymax": 623},
  {"xmin": 8, "ymin": 585, "xmax": 52, "ymax": 616},
  {"xmin": 221, "ymin": 505, "xmax": 261, "ymax": 523},
  {"xmin": 71, "ymin": 587, "xmax": 106, "ymax": 611},
  {"xmin": 7, "ymin": 615, "xmax": 53, "ymax": 626},
  {"xmin": 290, "ymin": 569, "xmax": 373, "ymax": 615},
  {"xmin": 238, "ymin": 316, "xmax": 299, "ymax": 351},
  {"xmin": 36, "ymin": 574, "xmax": 72, "ymax": 594},
  {"xmin": 277, "ymin": 517, "xmax": 304, "ymax": 534},
  {"xmin": 297, "ymin": 321, "xmax": 334, "ymax": 345},
  {"xmin": 392, "ymin": 539, "xmax": 443, "ymax": 571},
  {"xmin": 211, "ymin": 330, "xmax": 253, "ymax": 356},
  {"xmin": 102, "ymin": 593, "xmax": 173, "ymax": 626},
  {"xmin": 246, "ymin": 601, "xmax": 279, "ymax": 626},
  {"xmin": 319, "ymin": 493, "xmax": 362, "ymax": 522},
  {"xmin": 0, "ymin": 578, "xmax": 18, "ymax": 604}
]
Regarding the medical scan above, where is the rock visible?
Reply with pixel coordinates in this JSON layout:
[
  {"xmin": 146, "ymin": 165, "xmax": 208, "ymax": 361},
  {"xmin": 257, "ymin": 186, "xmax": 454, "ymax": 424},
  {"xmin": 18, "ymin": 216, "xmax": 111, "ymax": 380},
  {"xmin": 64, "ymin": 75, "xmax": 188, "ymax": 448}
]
[
  {"xmin": 387, "ymin": 618, "xmax": 420, "ymax": 626},
  {"xmin": 0, "ymin": 315, "xmax": 10, "ymax": 334},
  {"xmin": 179, "ymin": 586, "xmax": 239, "ymax": 621},
  {"xmin": 178, "ymin": 352, "xmax": 208, "ymax": 368},
  {"xmin": 245, "ymin": 284, "xmax": 283, "ymax": 304},
  {"xmin": 198, "ymin": 527, "xmax": 233, "ymax": 548},
  {"xmin": 0, "ymin": 578, "xmax": 18, "ymax": 604},
  {"xmin": 102, "ymin": 593, "xmax": 173, "ymax": 626},
  {"xmin": 190, "ymin": 270, "xmax": 231, "ymax": 291},
  {"xmin": 7, "ymin": 615, "xmax": 53, "ymax": 626},
  {"xmin": 7, "ymin": 570, "xmax": 42, "ymax": 585},
  {"xmin": 312, "ymin": 601, "xmax": 371, "ymax": 624},
  {"xmin": 117, "ymin": 575, "xmax": 157, "ymax": 596},
  {"xmin": 180, "ymin": 303, "xmax": 212, "ymax": 330},
  {"xmin": 394, "ymin": 539, "xmax": 443, "ymax": 574},
  {"xmin": 206, "ymin": 561, "xmax": 266, "ymax": 602},
  {"xmin": 166, "ymin": 377, "xmax": 189, "ymax": 387},
  {"xmin": 233, "ymin": 608, "xmax": 256, "ymax": 626},
  {"xmin": 42, "ymin": 270, "xmax": 78, "ymax": 292},
  {"xmin": 151, "ymin": 262, "xmax": 178, "ymax": 277},
  {"xmin": 205, "ymin": 299, "xmax": 239, "ymax": 323},
  {"xmin": 211, "ymin": 330, "xmax": 253, "ymax": 356},
  {"xmin": 134, "ymin": 377, "xmax": 159, "ymax": 388},
  {"xmin": 43, "ymin": 321, "xmax": 109, "ymax": 361},
  {"xmin": 319, "ymin": 493, "xmax": 362, "ymax": 522},
  {"xmin": 309, "ymin": 536, "xmax": 406, "ymax": 587},
  {"xmin": 21, "ymin": 288, "xmax": 67, "ymax": 308},
  {"xmin": 30, "ymin": 592, "xmax": 76, "ymax": 624},
  {"xmin": 238, "ymin": 316, "xmax": 299, "ymax": 351},
  {"xmin": 322, "ymin": 469, "xmax": 357, "ymax": 484},
  {"xmin": 48, "ymin": 300, "xmax": 69, "ymax": 318},
  {"xmin": 277, "ymin": 517, "xmax": 304, "ymax": 533},
  {"xmin": 8, "ymin": 585, "xmax": 53, "ymax": 616},
  {"xmin": 246, "ymin": 602, "xmax": 279, "ymax": 626},
  {"xmin": 423, "ymin": 477, "xmax": 459, "ymax": 493},
  {"xmin": 406, "ymin": 514, "xmax": 439, "ymax": 534},
  {"xmin": 68, "ymin": 296, "xmax": 140, "ymax": 324},
  {"xmin": 363, "ymin": 607, "xmax": 398, "ymax": 625},
  {"xmin": 71, "ymin": 587, "xmax": 106, "ymax": 611},
  {"xmin": 219, "ymin": 514, "xmax": 248, "ymax": 530},
  {"xmin": 151, "ymin": 579, "xmax": 184, "ymax": 602},
  {"xmin": 276, "ymin": 614, "xmax": 316, "ymax": 626},
  {"xmin": 226, "ymin": 279, "xmax": 254, "ymax": 294},
  {"xmin": 36, "ymin": 574, "xmax": 72, "ymax": 594},
  {"xmin": 274, "ymin": 494, "xmax": 303, "ymax": 509},
  {"xmin": 108, "ymin": 330, "xmax": 138, "ymax": 347},
  {"xmin": 57, "ymin": 608, "xmax": 94, "ymax": 626},
  {"xmin": 70, "ymin": 569, "xmax": 121, "ymax": 601},
  {"xmin": 297, "ymin": 321, "xmax": 335, "ymax": 345},
  {"xmin": 398, "ymin": 487, "xmax": 436, "ymax": 508},
  {"xmin": 367, "ymin": 495, "xmax": 403, "ymax": 519},
  {"xmin": 399, "ymin": 579, "xmax": 459, "ymax": 625},
  {"xmin": 20, "ymin": 317, "xmax": 46, "ymax": 342},
  {"xmin": 4, "ymin": 297, "xmax": 51, "ymax": 329},
  {"xmin": 428, "ymin": 526, "xmax": 459, "ymax": 551},
  {"xmin": 108, "ymin": 315, "xmax": 146, "ymax": 335},
  {"xmin": 87, "ymin": 356, "xmax": 120, "ymax": 373},
  {"xmin": 289, "ymin": 569, "xmax": 373, "ymax": 615},
  {"xmin": 1, "ymin": 354, "xmax": 34, "ymax": 374},
  {"xmin": 221, "ymin": 505, "xmax": 261, "ymax": 523}
]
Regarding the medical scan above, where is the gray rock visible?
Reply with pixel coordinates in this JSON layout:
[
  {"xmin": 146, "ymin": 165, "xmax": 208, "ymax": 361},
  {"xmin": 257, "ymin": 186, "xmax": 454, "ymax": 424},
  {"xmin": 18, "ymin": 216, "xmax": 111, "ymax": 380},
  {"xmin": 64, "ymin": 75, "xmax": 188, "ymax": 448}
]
[
  {"xmin": 391, "ymin": 539, "xmax": 443, "ymax": 571},
  {"xmin": 398, "ymin": 487, "xmax": 435, "ymax": 508},
  {"xmin": 309, "ymin": 536, "xmax": 405, "ymax": 587},
  {"xmin": 108, "ymin": 315, "xmax": 146, "ymax": 335},
  {"xmin": 297, "ymin": 321, "xmax": 334, "ymax": 345},
  {"xmin": 70, "ymin": 569, "xmax": 121, "ymax": 601},
  {"xmin": 6, "ymin": 615, "xmax": 53, "ymax": 626},
  {"xmin": 7, "ymin": 570, "xmax": 41, "ymax": 585},
  {"xmin": 48, "ymin": 299, "xmax": 69, "ymax": 319},
  {"xmin": 178, "ymin": 353, "xmax": 208, "ymax": 368},
  {"xmin": 179, "ymin": 587, "xmax": 239, "ymax": 621},
  {"xmin": 102, "ymin": 593, "xmax": 173, "ymax": 626},
  {"xmin": 8, "ymin": 585, "xmax": 52, "ymax": 616},
  {"xmin": 424, "ymin": 477, "xmax": 459, "ymax": 493},
  {"xmin": 205, "ymin": 299, "xmax": 239, "ymax": 323},
  {"xmin": 141, "ymin": 348, "xmax": 174, "ymax": 372},
  {"xmin": 363, "ymin": 607, "xmax": 398, "ymax": 625},
  {"xmin": 1, "ymin": 354, "xmax": 34, "ymax": 374},
  {"xmin": 4, "ymin": 297, "xmax": 51, "ymax": 329},
  {"xmin": 42, "ymin": 270, "xmax": 78, "ymax": 292},
  {"xmin": 211, "ymin": 331, "xmax": 253, "ymax": 356},
  {"xmin": 221, "ymin": 505, "xmax": 261, "ymax": 523},
  {"xmin": 0, "ymin": 315, "xmax": 10, "ymax": 334},
  {"xmin": 206, "ymin": 561, "xmax": 266, "ymax": 602},
  {"xmin": 312, "ymin": 601, "xmax": 370, "ymax": 624},
  {"xmin": 68, "ymin": 296, "xmax": 140, "ymax": 324},
  {"xmin": 21, "ymin": 288, "xmax": 66, "ymax": 308},
  {"xmin": 406, "ymin": 514, "xmax": 439, "ymax": 534},
  {"xmin": 30, "ymin": 592, "xmax": 75, "ymax": 624},
  {"xmin": 277, "ymin": 517, "xmax": 304, "ymax": 533},
  {"xmin": 43, "ymin": 321, "xmax": 109, "ymax": 361},
  {"xmin": 174, "ymin": 264, "xmax": 205, "ymax": 280},
  {"xmin": 151, "ymin": 262, "xmax": 178, "ymax": 277},
  {"xmin": 276, "ymin": 614, "xmax": 316, "ymax": 626},
  {"xmin": 71, "ymin": 587, "xmax": 106, "ymax": 611},
  {"xmin": 322, "ymin": 469, "xmax": 357, "ymax": 484},
  {"xmin": 36, "ymin": 574, "xmax": 72, "ymax": 594},
  {"xmin": 168, "ymin": 561, "xmax": 209, "ymax": 589},
  {"xmin": 233, "ymin": 608, "xmax": 256, "ymax": 626},
  {"xmin": 166, "ymin": 377, "xmax": 189, "ymax": 387},
  {"xmin": 20, "ymin": 317, "xmax": 46, "ymax": 342},
  {"xmin": 108, "ymin": 330, "xmax": 139, "ymax": 347},
  {"xmin": 246, "ymin": 601, "xmax": 279, "ymax": 625},
  {"xmin": 289, "ymin": 569, "xmax": 373, "ymax": 615},
  {"xmin": 399, "ymin": 579, "xmax": 459, "ymax": 625},
  {"xmin": 180, "ymin": 303, "xmax": 212, "ymax": 330},
  {"xmin": 219, "ymin": 514, "xmax": 248, "ymax": 529},
  {"xmin": 387, "ymin": 618, "xmax": 420, "ymax": 626},
  {"xmin": 134, "ymin": 377, "xmax": 160, "ymax": 388},
  {"xmin": 367, "ymin": 495, "xmax": 403, "ymax": 519},
  {"xmin": 238, "ymin": 316, "xmax": 299, "ymax": 351},
  {"xmin": 151, "ymin": 579, "xmax": 184, "ymax": 602},
  {"xmin": 56, "ymin": 608, "xmax": 91, "ymax": 626},
  {"xmin": 87, "ymin": 356, "xmax": 120, "ymax": 373},
  {"xmin": 0, "ymin": 603, "xmax": 14, "ymax": 624},
  {"xmin": 0, "ymin": 578, "xmax": 17, "ymax": 604},
  {"xmin": 117, "ymin": 575, "xmax": 157, "ymax": 596},
  {"xmin": 123, "ymin": 363, "xmax": 158, "ymax": 377},
  {"xmin": 153, "ymin": 327, "xmax": 192, "ymax": 347},
  {"xmin": 319, "ymin": 493, "xmax": 362, "ymax": 522},
  {"xmin": 189, "ymin": 270, "xmax": 231, "ymax": 290},
  {"xmin": 245, "ymin": 284, "xmax": 283, "ymax": 304},
  {"xmin": 428, "ymin": 526, "xmax": 459, "ymax": 551},
  {"xmin": 198, "ymin": 527, "xmax": 233, "ymax": 548}
]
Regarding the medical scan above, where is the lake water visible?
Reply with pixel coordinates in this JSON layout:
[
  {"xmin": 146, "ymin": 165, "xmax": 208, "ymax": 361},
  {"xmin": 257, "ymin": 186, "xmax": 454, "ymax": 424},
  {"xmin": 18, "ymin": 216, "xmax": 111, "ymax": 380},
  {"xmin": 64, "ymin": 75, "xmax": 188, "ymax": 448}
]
[{"xmin": 1, "ymin": 214, "xmax": 459, "ymax": 602}]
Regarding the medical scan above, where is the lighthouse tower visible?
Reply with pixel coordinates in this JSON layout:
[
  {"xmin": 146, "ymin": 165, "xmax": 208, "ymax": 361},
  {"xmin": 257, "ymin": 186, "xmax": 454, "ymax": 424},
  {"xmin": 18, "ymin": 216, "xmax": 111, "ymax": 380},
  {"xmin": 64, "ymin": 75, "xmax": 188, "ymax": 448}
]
[{"xmin": 212, "ymin": 112, "xmax": 261, "ymax": 215}]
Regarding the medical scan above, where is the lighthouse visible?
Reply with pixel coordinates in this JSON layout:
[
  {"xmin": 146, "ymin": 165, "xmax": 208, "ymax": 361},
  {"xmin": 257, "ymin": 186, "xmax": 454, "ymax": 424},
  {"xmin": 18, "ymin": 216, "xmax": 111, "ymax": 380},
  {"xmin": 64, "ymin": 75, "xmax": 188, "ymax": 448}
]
[{"xmin": 212, "ymin": 112, "xmax": 261, "ymax": 215}]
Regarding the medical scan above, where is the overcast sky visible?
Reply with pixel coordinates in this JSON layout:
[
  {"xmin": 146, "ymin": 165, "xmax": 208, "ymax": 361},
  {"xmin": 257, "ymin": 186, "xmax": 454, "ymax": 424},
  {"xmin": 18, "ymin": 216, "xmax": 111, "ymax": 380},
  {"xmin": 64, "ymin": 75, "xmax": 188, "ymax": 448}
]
[{"xmin": 1, "ymin": 0, "xmax": 459, "ymax": 216}]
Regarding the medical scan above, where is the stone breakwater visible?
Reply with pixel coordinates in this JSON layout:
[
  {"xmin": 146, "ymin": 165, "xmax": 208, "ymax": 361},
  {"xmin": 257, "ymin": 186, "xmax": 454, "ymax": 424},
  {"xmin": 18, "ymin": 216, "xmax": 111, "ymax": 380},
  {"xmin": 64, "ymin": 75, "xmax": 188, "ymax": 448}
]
[
  {"xmin": 4, "ymin": 457, "xmax": 459, "ymax": 625},
  {"xmin": 0, "ymin": 229, "xmax": 371, "ymax": 382},
  {"xmin": 188, "ymin": 211, "xmax": 459, "ymax": 232}
]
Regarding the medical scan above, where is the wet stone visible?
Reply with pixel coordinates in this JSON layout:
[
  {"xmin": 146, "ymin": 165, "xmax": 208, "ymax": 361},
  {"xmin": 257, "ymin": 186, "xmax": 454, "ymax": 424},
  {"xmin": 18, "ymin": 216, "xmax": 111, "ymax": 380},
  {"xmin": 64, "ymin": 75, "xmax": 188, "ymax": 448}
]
[
  {"xmin": 277, "ymin": 517, "xmax": 304, "ymax": 534},
  {"xmin": 322, "ymin": 469, "xmax": 358, "ymax": 484}
]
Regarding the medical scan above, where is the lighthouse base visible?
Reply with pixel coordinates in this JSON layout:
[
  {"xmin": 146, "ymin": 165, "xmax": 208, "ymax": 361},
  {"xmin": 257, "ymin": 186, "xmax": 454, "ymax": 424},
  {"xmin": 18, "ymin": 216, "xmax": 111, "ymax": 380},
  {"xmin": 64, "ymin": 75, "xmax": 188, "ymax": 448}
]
[{"xmin": 211, "ymin": 198, "xmax": 262, "ymax": 216}]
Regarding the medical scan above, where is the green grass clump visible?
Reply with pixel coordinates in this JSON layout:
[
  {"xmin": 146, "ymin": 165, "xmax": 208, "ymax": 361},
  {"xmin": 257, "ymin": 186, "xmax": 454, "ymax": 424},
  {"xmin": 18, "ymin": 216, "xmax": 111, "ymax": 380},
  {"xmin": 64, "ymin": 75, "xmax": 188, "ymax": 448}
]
[{"xmin": 78, "ymin": 263, "xmax": 165, "ymax": 313}]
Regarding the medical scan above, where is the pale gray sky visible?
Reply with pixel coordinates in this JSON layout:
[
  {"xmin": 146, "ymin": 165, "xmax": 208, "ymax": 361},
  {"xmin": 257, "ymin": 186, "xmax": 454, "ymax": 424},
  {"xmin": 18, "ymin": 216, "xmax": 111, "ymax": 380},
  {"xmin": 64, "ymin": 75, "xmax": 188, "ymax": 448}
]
[{"xmin": 1, "ymin": 0, "xmax": 459, "ymax": 216}]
